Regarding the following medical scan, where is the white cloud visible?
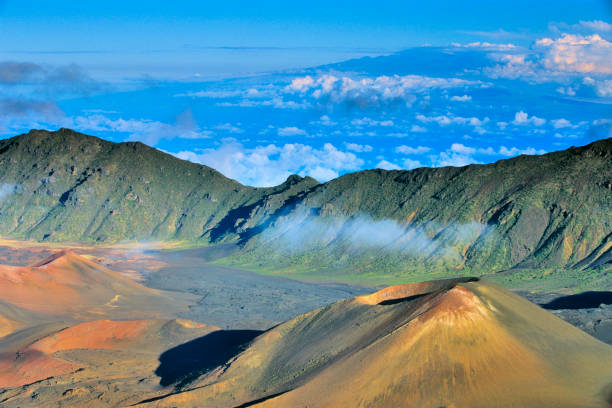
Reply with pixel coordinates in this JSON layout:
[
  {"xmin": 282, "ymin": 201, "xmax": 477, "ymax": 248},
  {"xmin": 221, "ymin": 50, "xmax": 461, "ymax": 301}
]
[
  {"xmin": 578, "ymin": 20, "xmax": 612, "ymax": 32},
  {"xmin": 410, "ymin": 125, "xmax": 427, "ymax": 133},
  {"xmin": 485, "ymin": 32, "xmax": 612, "ymax": 90},
  {"xmin": 416, "ymin": 114, "xmax": 490, "ymax": 129},
  {"xmin": 345, "ymin": 143, "xmax": 373, "ymax": 153},
  {"xmin": 174, "ymin": 141, "xmax": 363, "ymax": 187},
  {"xmin": 311, "ymin": 115, "xmax": 337, "ymax": 126},
  {"xmin": 512, "ymin": 111, "xmax": 546, "ymax": 126},
  {"xmin": 351, "ymin": 117, "xmax": 394, "ymax": 127},
  {"xmin": 283, "ymin": 74, "xmax": 486, "ymax": 108},
  {"xmin": 376, "ymin": 160, "xmax": 402, "ymax": 170},
  {"xmin": 450, "ymin": 143, "xmax": 476, "ymax": 155},
  {"xmin": 536, "ymin": 34, "xmax": 612, "ymax": 74},
  {"xmin": 495, "ymin": 123, "xmax": 507, "ymax": 132},
  {"xmin": 402, "ymin": 158, "xmax": 423, "ymax": 169},
  {"xmin": 395, "ymin": 145, "xmax": 431, "ymax": 154},
  {"xmin": 450, "ymin": 94, "xmax": 472, "ymax": 102},
  {"xmin": 593, "ymin": 79, "xmax": 612, "ymax": 97},
  {"xmin": 277, "ymin": 126, "xmax": 307, "ymax": 136},
  {"xmin": 214, "ymin": 123, "xmax": 244, "ymax": 134},
  {"xmin": 431, "ymin": 151, "xmax": 480, "ymax": 167},
  {"xmin": 430, "ymin": 143, "xmax": 547, "ymax": 168},
  {"xmin": 71, "ymin": 110, "xmax": 211, "ymax": 145},
  {"xmin": 498, "ymin": 146, "xmax": 547, "ymax": 156},
  {"xmin": 260, "ymin": 207, "xmax": 489, "ymax": 263},
  {"xmin": 451, "ymin": 42, "xmax": 517, "ymax": 50},
  {"xmin": 484, "ymin": 53, "xmax": 541, "ymax": 80},
  {"xmin": 551, "ymin": 118, "xmax": 572, "ymax": 129},
  {"xmin": 217, "ymin": 97, "xmax": 309, "ymax": 109}
]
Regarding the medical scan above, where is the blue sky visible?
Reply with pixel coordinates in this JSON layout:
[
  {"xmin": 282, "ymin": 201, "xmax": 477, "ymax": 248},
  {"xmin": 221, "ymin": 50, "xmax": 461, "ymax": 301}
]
[{"xmin": 0, "ymin": 1, "xmax": 611, "ymax": 186}]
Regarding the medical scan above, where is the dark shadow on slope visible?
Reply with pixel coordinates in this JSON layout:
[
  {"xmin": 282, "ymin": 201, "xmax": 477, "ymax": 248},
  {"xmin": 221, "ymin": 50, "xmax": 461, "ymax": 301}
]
[
  {"xmin": 232, "ymin": 391, "xmax": 290, "ymax": 408},
  {"xmin": 542, "ymin": 291, "xmax": 612, "ymax": 310},
  {"xmin": 378, "ymin": 293, "xmax": 430, "ymax": 306},
  {"xmin": 377, "ymin": 278, "xmax": 480, "ymax": 306},
  {"xmin": 155, "ymin": 329, "xmax": 263, "ymax": 388}
]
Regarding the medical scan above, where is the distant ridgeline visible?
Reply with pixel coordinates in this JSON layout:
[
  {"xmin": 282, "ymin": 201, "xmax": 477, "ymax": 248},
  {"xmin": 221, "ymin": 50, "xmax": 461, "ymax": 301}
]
[{"xmin": 0, "ymin": 129, "xmax": 611, "ymax": 279}]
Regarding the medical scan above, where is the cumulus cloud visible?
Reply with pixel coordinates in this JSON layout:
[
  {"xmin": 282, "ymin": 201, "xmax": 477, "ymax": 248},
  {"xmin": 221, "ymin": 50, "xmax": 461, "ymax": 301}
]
[
  {"xmin": 551, "ymin": 20, "xmax": 612, "ymax": 33},
  {"xmin": 395, "ymin": 145, "xmax": 431, "ymax": 154},
  {"xmin": 71, "ymin": 109, "xmax": 211, "ymax": 145},
  {"xmin": 486, "ymin": 32, "xmax": 612, "ymax": 85},
  {"xmin": 173, "ymin": 141, "xmax": 363, "ymax": 187},
  {"xmin": 410, "ymin": 124, "xmax": 427, "ymax": 133},
  {"xmin": 376, "ymin": 160, "xmax": 402, "ymax": 170},
  {"xmin": 430, "ymin": 143, "xmax": 546, "ymax": 167},
  {"xmin": 283, "ymin": 74, "xmax": 486, "ymax": 108},
  {"xmin": 311, "ymin": 115, "xmax": 337, "ymax": 126},
  {"xmin": 345, "ymin": 143, "xmax": 373, "ymax": 152},
  {"xmin": 450, "ymin": 143, "xmax": 476, "ymax": 155},
  {"xmin": 350, "ymin": 117, "xmax": 394, "ymax": 127},
  {"xmin": 512, "ymin": 111, "xmax": 546, "ymax": 126},
  {"xmin": 498, "ymin": 146, "xmax": 547, "ymax": 156},
  {"xmin": 402, "ymin": 158, "xmax": 423, "ymax": 169},
  {"xmin": 536, "ymin": 34, "xmax": 612, "ymax": 75},
  {"xmin": 417, "ymin": 114, "xmax": 489, "ymax": 127},
  {"xmin": 214, "ymin": 123, "xmax": 244, "ymax": 134},
  {"xmin": 416, "ymin": 114, "xmax": 489, "ymax": 134},
  {"xmin": 277, "ymin": 126, "xmax": 307, "ymax": 136},
  {"xmin": 551, "ymin": 118, "xmax": 572, "ymax": 129},
  {"xmin": 450, "ymin": 94, "xmax": 472, "ymax": 102},
  {"xmin": 592, "ymin": 79, "xmax": 612, "ymax": 97},
  {"xmin": 431, "ymin": 150, "xmax": 481, "ymax": 167},
  {"xmin": 579, "ymin": 20, "xmax": 612, "ymax": 32}
]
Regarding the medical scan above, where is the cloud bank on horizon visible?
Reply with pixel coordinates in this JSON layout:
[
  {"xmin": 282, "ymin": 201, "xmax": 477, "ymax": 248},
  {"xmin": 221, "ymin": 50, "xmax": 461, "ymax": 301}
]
[{"xmin": 0, "ymin": 5, "xmax": 611, "ymax": 186}]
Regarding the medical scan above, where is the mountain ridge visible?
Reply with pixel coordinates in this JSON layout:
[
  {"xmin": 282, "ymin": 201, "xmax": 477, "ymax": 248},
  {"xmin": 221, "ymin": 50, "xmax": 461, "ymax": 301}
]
[{"xmin": 0, "ymin": 129, "xmax": 611, "ymax": 282}]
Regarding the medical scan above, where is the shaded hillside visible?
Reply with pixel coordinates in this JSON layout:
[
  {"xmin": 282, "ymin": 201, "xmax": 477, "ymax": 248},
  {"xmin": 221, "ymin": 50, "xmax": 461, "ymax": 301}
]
[
  {"xmin": 0, "ymin": 129, "xmax": 317, "ymax": 242},
  {"xmin": 137, "ymin": 278, "xmax": 612, "ymax": 408},
  {"xmin": 233, "ymin": 137, "xmax": 612, "ymax": 278},
  {"xmin": 0, "ymin": 129, "xmax": 611, "ymax": 277}
]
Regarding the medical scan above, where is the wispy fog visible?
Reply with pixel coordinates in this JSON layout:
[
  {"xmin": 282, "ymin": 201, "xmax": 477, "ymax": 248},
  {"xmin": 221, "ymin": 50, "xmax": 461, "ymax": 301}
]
[
  {"xmin": 257, "ymin": 207, "xmax": 490, "ymax": 262},
  {"xmin": 0, "ymin": 183, "xmax": 19, "ymax": 202}
]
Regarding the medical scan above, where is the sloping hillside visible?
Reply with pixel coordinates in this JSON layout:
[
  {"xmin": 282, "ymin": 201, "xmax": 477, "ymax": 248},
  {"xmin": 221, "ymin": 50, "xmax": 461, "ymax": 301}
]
[
  {"xmin": 138, "ymin": 278, "xmax": 612, "ymax": 408},
  {"xmin": 0, "ymin": 129, "xmax": 611, "ymax": 279},
  {"xmin": 234, "ymin": 137, "xmax": 612, "ymax": 279},
  {"xmin": 0, "ymin": 128, "xmax": 317, "ymax": 242},
  {"xmin": 0, "ymin": 251, "xmax": 193, "ymax": 336}
]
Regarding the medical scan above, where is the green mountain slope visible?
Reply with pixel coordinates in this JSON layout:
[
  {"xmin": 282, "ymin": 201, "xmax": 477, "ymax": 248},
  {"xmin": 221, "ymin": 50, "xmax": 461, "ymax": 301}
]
[
  {"xmin": 229, "ymin": 138, "xmax": 612, "ymax": 286},
  {"xmin": 0, "ymin": 129, "xmax": 318, "ymax": 242},
  {"xmin": 0, "ymin": 129, "xmax": 610, "ymax": 287}
]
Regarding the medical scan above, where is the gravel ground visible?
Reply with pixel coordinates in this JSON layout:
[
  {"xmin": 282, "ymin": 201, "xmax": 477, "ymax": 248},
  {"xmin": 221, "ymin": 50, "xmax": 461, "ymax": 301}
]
[
  {"xmin": 145, "ymin": 247, "xmax": 371, "ymax": 330},
  {"xmin": 519, "ymin": 291, "xmax": 612, "ymax": 344}
]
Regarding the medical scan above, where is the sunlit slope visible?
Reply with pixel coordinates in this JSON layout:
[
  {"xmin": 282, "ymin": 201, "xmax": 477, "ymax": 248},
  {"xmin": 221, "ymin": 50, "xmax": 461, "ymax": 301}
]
[
  {"xmin": 0, "ymin": 129, "xmax": 610, "ymax": 275},
  {"xmin": 144, "ymin": 278, "xmax": 612, "ymax": 408},
  {"xmin": 0, "ymin": 128, "xmax": 318, "ymax": 242},
  {"xmin": 0, "ymin": 318, "xmax": 215, "ymax": 407},
  {"xmin": 0, "ymin": 250, "xmax": 193, "ymax": 332},
  {"xmin": 238, "ymin": 137, "xmax": 612, "ymax": 275}
]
